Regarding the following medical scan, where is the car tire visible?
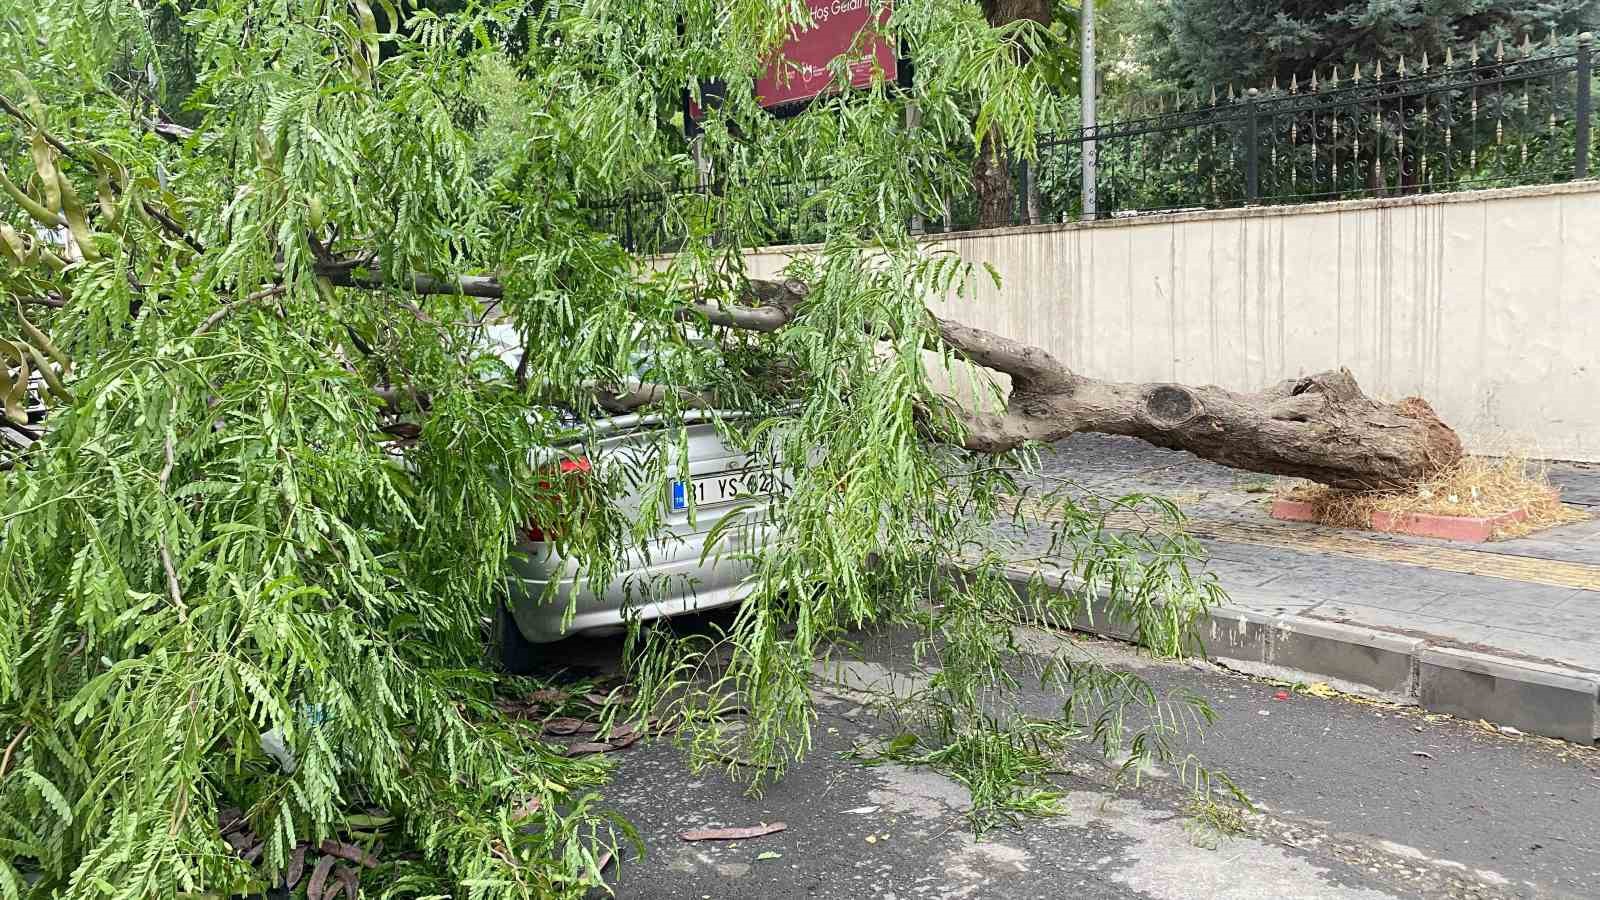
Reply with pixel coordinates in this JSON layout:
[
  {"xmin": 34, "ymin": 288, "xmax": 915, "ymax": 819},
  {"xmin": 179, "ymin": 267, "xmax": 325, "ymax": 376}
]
[{"xmin": 497, "ymin": 601, "xmax": 539, "ymax": 675}]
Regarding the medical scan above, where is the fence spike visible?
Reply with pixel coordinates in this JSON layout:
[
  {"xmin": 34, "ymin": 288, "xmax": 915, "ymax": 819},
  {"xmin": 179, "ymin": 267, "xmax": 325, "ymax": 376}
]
[
  {"xmin": 1227, "ymin": 83, "xmax": 1235, "ymax": 101},
  {"xmin": 1271, "ymin": 75, "xmax": 1279, "ymax": 93},
  {"xmin": 1495, "ymin": 38, "xmax": 1504, "ymax": 61},
  {"xmin": 1445, "ymin": 46, "xmax": 1454, "ymax": 68},
  {"xmin": 1353, "ymin": 62, "xmax": 1362, "ymax": 82},
  {"xmin": 1521, "ymin": 33, "xmax": 1531, "ymax": 56},
  {"xmin": 1310, "ymin": 70, "xmax": 1320, "ymax": 91},
  {"xmin": 1420, "ymin": 50, "xmax": 1429, "ymax": 73},
  {"xmin": 1397, "ymin": 55, "xmax": 1407, "ymax": 77},
  {"xmin": 1470, "ymin": 43, "xmax": 1480, "ymax": 65},
  {"xmin": 1330, "ymin": 65, "xmax": 1339, "ymax": 87},
  {"xmin": 1375, "ymin": 59, "xmax": 1384, "ymax": 80},
  {"xmin": 1210, "ymin": 85, "xmax": 1217, "ymax": 105},
  {"xmin": 1289, "ymin": 73, "xmax": 1298, "ymax": 93},
  {"xmin": 1547, "ymin": 30, "xmax": 1558, "ymax": 49}
]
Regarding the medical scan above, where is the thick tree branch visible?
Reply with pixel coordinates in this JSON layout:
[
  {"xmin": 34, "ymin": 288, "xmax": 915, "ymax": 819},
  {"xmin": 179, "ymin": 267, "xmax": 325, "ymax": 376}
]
[
  {"xmin": 942, "ymin": 367, "xmax": 1461, "ymax": 490},
  {"xmin": 313, "ymin": 261, "xmax": 504, "ymax": 299},
  {"xmin": 314, "ymin": 260, "xmax": 811, "ymax": 329},
  {"xmin": 245, "ymin": 261, "xmax": 1463, "ymax": 488},
  {"xmin": 933, "ymin": 316, "xmax": 1075, "ymax": 391},
  {"xmin": 593, "ymin": 381, "xmax": 717, "ymax": 414}
]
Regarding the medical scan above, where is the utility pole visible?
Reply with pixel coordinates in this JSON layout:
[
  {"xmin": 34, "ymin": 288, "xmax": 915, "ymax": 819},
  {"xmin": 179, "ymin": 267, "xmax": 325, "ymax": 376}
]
[{"xmin": 1080, "ymin": 0, "xmax": 1097, "ymax": 219}]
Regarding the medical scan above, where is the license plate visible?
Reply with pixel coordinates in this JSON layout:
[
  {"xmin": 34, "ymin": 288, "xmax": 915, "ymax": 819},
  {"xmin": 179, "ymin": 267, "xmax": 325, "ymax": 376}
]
[{"xmin": 671, "ymin": 468, "xmax": 787, "ymax": 511}]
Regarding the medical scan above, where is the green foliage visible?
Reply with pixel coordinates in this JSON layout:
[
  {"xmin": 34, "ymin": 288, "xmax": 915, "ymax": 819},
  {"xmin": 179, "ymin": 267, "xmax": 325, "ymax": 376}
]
[
  {"xmin": 1140, "ymin": 0, "xmax": 1599, "ymax": 90},
  {"xmin": 0, "ymin": 0, "xmax": 1224, "ymax": 895}
]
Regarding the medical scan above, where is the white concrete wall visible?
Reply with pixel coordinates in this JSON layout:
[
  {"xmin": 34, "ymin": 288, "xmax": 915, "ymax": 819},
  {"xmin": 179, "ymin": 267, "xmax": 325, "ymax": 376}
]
[{"xmin": 740, "ymin": 181, "xmax": 1600, "ymax": 461}]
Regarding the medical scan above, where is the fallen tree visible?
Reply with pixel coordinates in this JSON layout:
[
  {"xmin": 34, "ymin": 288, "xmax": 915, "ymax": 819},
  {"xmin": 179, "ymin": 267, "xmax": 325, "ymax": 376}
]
[
  {"xmin": 0, "ymin": 3, "xmax": 1456, "ymax": 898},
  {"xmin": 296, "ymin": 266, "xmax": 1463, "ymax": 490}
]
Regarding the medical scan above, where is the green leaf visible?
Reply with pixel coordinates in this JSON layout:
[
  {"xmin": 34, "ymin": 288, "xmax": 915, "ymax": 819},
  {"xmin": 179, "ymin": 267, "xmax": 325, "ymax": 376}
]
[{"xmin": 24, "ymin": 772, "xmax": 72, "ymax": 826}]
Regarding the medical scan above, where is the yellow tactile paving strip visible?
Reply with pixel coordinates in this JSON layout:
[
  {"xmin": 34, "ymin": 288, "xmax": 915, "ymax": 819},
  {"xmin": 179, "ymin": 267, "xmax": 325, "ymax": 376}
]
[{"xmin": 1007, "ymin": 497, "xmax": 1600, "ymax": 593}]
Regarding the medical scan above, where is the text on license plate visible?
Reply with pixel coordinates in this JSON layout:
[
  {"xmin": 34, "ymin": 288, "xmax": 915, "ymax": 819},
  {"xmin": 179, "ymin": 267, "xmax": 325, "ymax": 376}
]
[{"xmin": 671, "ymin": 469, "xmax": 786, "ymax": 511}]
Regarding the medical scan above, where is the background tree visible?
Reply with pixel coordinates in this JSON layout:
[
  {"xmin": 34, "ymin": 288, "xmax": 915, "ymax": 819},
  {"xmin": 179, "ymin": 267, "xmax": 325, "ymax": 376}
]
[
  {"xmin": 1139, "ymin": 0, "xmax": 1599, "ymax": 91},
  {"xmin": 972, "ymin": 0, "xmax": 1061, "ymax": 224}
]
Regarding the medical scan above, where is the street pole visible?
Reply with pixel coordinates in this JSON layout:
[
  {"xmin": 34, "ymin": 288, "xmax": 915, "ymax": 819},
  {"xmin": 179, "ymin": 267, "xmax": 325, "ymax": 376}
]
[{"xmin": 1080, "ymin": 0, "xmax": 1097, "ymax": 220}]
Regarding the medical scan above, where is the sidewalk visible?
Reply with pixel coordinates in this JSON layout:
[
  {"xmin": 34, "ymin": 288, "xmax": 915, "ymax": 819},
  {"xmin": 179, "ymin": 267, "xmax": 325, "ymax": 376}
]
[{"xmin": 1012, "ymin": 434, "xmax": 1600, "ymax": 742}]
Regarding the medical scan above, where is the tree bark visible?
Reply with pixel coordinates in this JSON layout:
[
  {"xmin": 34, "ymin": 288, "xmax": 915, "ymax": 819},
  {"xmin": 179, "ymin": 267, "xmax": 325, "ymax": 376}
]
[
  {"xmin": 973, "ymin": 139, "xmax": 1015, "ymax": 228},
  {"xmin": 942, "ymin": 364, "xmax": 1462, "ymax": 490}
]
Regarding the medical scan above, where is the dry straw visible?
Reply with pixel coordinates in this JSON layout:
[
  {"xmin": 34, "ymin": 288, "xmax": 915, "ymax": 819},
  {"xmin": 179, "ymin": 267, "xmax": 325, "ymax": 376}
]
[{"xmin": 1282, "ymin": 456, "xmax": 1588, "ymax": 539}]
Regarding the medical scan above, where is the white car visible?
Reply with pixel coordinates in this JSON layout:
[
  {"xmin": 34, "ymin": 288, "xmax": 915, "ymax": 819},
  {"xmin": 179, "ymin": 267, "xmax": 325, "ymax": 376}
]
[{"xmin": 482, "ymin": 327, "xmax": 787, "ymax": 669}]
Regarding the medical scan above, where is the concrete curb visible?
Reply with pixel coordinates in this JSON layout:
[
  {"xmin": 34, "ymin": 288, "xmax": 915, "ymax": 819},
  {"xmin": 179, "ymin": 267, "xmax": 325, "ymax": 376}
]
[{"xmin": 998, "ymin": 567, "xmax": 1600, "ymax": 744}]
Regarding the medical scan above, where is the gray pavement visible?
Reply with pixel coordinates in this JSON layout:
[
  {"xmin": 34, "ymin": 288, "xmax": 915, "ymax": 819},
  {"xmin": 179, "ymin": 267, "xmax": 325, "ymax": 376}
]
[
  {"xmin": 580, "ymin": 625, "xmax": 1600, "ymax": 899},
  {"xmin": 1028, "ymin": 435, "xmax": 1600, "ymax": 673},
  {"xmin": 1004, "ymin": 435, "xmax": 1600, "ymax": 740}
]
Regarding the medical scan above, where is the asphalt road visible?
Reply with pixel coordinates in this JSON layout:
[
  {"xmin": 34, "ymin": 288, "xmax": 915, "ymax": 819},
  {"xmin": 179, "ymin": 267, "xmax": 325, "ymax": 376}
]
[{"xmin": 543, "ymin": 623, "xmax": 1600, "ymax": 899}]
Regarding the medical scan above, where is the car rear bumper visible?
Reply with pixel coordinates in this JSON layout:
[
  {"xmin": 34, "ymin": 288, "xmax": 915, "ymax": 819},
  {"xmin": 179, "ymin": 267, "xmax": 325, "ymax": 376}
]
[{"xmin": 504, "ymin": 525, "xmax": 772, "ymax": 643}]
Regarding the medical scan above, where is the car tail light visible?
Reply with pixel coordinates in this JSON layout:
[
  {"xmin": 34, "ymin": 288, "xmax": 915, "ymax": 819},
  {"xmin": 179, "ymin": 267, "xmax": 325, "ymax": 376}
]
[{"xmin": 524, "ymin": 457, "xmax": 591, "ymax": 542}]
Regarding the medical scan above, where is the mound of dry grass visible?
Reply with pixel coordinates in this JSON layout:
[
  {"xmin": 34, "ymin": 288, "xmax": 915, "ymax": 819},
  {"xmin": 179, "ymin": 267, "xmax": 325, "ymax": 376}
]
[{"xmin": 1281, "ymin": 456, "xmax": 1588, "ymax": 539}]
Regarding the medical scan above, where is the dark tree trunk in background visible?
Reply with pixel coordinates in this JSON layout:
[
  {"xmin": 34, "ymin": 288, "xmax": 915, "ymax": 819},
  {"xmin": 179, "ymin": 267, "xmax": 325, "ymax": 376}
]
[
  {"xmin": 974, "ymin": 140, "xmax": 1015, "ymax": 227},
  {"xmin": 974, "ymin": 0, "xmax": 1052, "ymax": 228}
]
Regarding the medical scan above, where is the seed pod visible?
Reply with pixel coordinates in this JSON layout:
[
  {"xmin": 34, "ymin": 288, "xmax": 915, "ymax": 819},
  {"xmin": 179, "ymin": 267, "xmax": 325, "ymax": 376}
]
[
  {"xmin": 15, "ymin": 301, "xmax": 70, "ymax": 374},
  {"xmin": 308, "ymin": 195, "xmax": 325, "ymax": 231},
  {"xmin": 0, "ymin": 163, "xmax": 63, "ymax": 228},
  {"xmin": 24, "ymin": 343, "xmax": 70, "ymax": 402},
  {"xmin": 254, "ymin": 127, "xmax": 279, "ymax": 175},
  {"xmin": 31, "ymin": 130, "xmax": 61, "ymax": 214},
  {"xmin": 0, "ymin": 224, "xmax": 25, "ymax": 264},
  {"xmin": 97, "ymin": 172, "xmax": 118, "ymax": 224},
  {"xmin": 352, "ymin": 0, "xmax": 379, "ymax": 81},
  {"xmin": 0, "ymin": 365, "xmax": 14, "ymax": 425},
  {"xmin": 0, "ymin": 341, "xmax": 31, "ymax": 425},
  {"xmin": 57, "ymin": 171, "xmax": 100, "ymax": 262}
]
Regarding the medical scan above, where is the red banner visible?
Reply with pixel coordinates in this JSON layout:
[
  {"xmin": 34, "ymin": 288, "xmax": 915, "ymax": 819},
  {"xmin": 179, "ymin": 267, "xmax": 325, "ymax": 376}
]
[{"xmin": 756, "ymin": 0, "xmax": 896, "ymax": 109}]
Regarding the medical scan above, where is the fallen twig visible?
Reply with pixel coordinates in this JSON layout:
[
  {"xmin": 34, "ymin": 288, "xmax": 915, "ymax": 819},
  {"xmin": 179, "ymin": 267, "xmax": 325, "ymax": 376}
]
[{"xmin": 678, "ymin": 822, "xmax": 787, "ymax": 842}]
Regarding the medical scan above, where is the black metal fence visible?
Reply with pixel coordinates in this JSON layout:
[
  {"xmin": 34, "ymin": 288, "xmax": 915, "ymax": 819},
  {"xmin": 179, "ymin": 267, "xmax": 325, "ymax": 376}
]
[
  {"xmin": 1028, "ymin": 37, "xmax": 1595, "ymax": 224},
  {"xmin": 586, "ymin": 37, "xmax": 1596, "ymax": 251}
]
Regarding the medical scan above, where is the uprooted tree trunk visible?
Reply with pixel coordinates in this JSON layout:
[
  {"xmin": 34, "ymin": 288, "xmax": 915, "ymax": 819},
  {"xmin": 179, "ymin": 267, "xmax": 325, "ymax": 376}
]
[
  {"xmin": 931, "ymin": 316, "xmax": 1462, "ymax": 490},
  {"xmin": 725, "ymin": 279, "xmax": 1462, "ymax": 490},
  {"xmin": 313, "ymin": 269, "xmax": 1461, "ymax": 491}
]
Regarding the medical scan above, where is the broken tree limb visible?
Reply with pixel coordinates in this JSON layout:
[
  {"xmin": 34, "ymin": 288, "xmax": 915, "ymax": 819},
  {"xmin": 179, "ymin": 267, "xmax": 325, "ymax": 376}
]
[
  {"xmin": 311, "ymin": 259, "xmax": 504, "ymax": 299},
  {"xmin": 212, "ymin": 261, "xmax": 1462, "ymax": 489},
  {"xmin": 941, "ymin": 367, "xmax": 1461, "ymax": 490}
]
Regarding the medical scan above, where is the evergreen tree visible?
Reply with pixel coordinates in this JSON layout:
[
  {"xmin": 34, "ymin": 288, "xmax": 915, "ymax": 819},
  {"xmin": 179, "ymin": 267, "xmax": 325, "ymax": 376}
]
[{"xmin": 1142, "ymin": 0, "xmax": 1599, "ymax": 90}]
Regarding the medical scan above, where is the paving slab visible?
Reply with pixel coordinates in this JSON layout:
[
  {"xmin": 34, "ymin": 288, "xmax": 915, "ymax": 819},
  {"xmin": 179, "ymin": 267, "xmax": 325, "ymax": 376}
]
[{"xmin": 1009, "ymin": 434, "xmax": 1600, "ymax": 741}]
